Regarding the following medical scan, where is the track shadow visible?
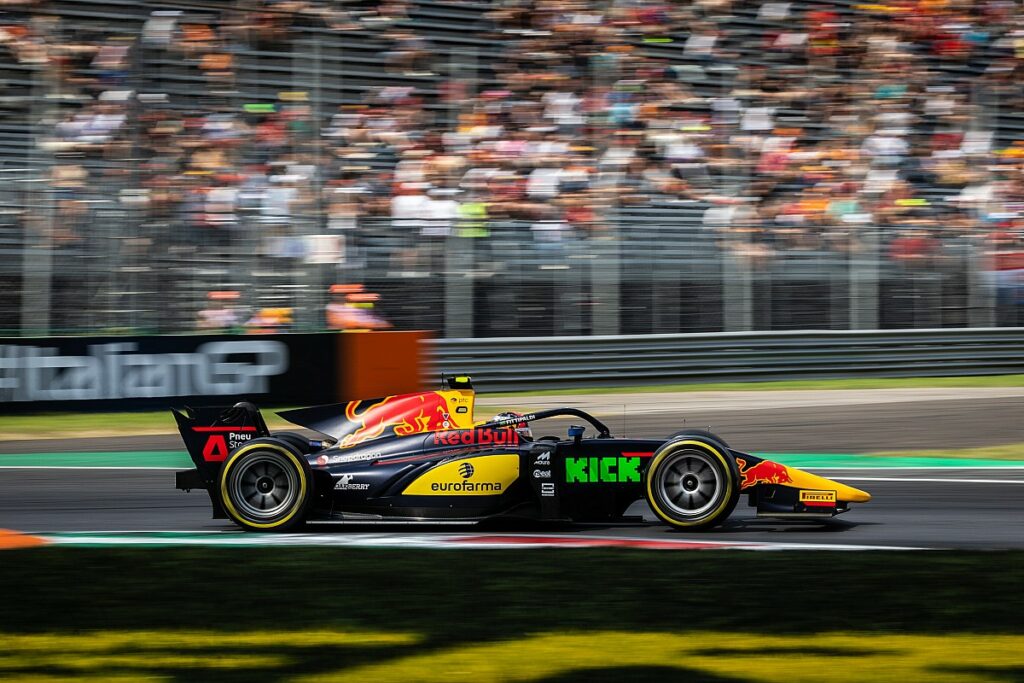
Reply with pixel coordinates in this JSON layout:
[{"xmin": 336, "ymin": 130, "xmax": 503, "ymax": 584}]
[{"xmin": 708, "ymin": 517, "xmax": 871, "ymax": 534}]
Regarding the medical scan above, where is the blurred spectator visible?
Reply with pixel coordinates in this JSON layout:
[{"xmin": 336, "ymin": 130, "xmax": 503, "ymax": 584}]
[
  {"xmin": 245, "ymin": 307, "xmax": 294, "ymax": 333},
  {"xmin": 7, "ymin": 0, "xmax": 1024, "ymax": 333},
  {"xmin": 326, "ymin": 284, "xmax": 392, "ymax": 330},
  {"xmin": 197, "ymin": 291, "xmax": 244, "ymax": 331}
]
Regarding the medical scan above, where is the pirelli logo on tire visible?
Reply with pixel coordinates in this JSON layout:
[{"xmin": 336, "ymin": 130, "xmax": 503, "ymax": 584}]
[{"xmin": 402, "ymin": 454, "xmax": 519, "ymax": 496}]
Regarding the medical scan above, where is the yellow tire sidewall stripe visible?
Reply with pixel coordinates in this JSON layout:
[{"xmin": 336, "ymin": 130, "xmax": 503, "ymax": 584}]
[
  {"xmin": 645, "ymin": 439, "xmax": 734, "ymax": 528},
  {"xmin": 220, "ymin": 443, "xmax": 309, "ymax": 530}
]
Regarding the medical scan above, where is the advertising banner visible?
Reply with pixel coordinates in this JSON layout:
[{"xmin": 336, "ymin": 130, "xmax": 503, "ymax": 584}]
[{"xmin": 0, "ymin": 334, "xmax": 338, "ymax": 412}]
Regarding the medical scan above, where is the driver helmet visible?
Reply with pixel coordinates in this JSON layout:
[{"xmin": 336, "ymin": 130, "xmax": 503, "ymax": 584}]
[{"xmin": 494, "ymin": 411, "xmax": 532, "ymax": 440}]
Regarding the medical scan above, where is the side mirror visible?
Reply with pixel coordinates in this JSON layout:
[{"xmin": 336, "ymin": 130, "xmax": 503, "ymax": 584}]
[{"xmin": 568, "ymin": 425, "xmax": 584, "ymax": 445}]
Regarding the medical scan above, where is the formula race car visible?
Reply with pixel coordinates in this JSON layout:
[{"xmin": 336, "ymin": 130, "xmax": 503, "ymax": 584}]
[{"xmin": 173, "ymin": 376, "xmax": 870, "ymax": 531}]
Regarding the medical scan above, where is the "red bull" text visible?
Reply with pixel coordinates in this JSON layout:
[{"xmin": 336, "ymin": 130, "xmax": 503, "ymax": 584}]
[{"xmin": 432, "ymin": 428, "xmax": 519, "ymax": 447}]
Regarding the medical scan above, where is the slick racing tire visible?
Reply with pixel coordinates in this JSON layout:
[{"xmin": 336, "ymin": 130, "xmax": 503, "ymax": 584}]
[
  {"xmin": 219, "ymin": 438, "xmax": 313, "ymax": 532},
  {"xmin": 644, "ymin": 437, "xmax": 740, "ymax": 531}
]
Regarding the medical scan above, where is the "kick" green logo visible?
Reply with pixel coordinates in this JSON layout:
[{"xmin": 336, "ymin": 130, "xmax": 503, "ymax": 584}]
[{"xmin": 565, "ymin": 457, "xmax": 641, "ymax": 483}]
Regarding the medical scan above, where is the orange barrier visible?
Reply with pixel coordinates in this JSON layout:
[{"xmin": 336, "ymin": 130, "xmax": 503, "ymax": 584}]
[{"xmin": 336, "ymin": 331, "xmax": 429, "ymax": 400}]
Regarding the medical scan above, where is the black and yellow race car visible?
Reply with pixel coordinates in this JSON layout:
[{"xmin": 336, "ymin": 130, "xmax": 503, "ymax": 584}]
[{"xmin": 173, "ymin": 376, "xmax": 870, "ymax": 531}]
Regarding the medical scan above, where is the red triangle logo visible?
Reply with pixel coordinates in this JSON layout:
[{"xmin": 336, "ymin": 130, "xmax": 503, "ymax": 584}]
[{"xmin": 202, "ymin": 435, "xmax": 229, "ymax": 462}]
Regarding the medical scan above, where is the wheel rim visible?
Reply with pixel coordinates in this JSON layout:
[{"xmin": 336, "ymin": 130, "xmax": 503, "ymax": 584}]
[
  {"xmin": 229, "ymin": 452, "xmax": 299, "ymax": 520},
  {"xmin": 654, "ymin": 449, "xmax": 723, "ymax": 519}
]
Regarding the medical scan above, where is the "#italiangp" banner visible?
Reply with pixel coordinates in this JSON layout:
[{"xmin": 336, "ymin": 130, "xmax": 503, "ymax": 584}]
[{"xmin": 0, "ymin": 334, "xmax": 337, "ymax": 410}]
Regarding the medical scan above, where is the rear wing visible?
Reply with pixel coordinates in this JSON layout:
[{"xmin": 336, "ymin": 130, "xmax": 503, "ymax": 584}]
[{"xmin": 172, "ymin": 402, "xmax": 270, "ymax": 516}]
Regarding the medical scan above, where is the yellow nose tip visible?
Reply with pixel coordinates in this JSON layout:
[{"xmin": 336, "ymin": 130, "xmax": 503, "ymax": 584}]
[
  {"xmin": 773, "ymin": 464, "xmax": 872, "ymax": 504},
  {"xmin": 836, "ymin": 482, "xmax": 871, "ymax": 503}
]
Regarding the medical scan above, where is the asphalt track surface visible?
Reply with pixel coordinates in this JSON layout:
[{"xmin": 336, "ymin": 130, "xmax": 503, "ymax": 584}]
[
  {"xmin": 3, "ymin": 393, "xmax": 1023, "ymax": 454},
  {"xmin": 1, "ymin": 468, "xmax": 1023, "ymax": 549},
  {"xmin": 2, "ymin": 392, "xmax": 1022, "ymax": 549}
]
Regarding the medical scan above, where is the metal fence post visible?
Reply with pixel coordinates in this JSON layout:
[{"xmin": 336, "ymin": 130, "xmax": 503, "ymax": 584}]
[
  {"xmin": 723, "ymin": 249, "xmax": 752, "ymax": 331},
  {"xmin": 556, "ymin": 238, "xmax": 584, "ymax": 335},
  {"xmin": 19, "ymin": 62, "xmax": 53, "ymax": 336},
  {"xmin": 968, "ymin": 238, "xmax": 996, "ymax": 327},
  {"xmin": 850, "ymin": 228, "xmax": 880, "ymax": 330},
  {"xmin": 19, "ymin": 181, "xmax": 53, "ymax": 337},
  {"xmin": 445, "ymin": 235, "xmax": 473, "ymax": 337},
  {"xmin": 591, "ymin": 230, "xmax": 620, "ymax": 335},
  {"xmin": 652, "ymin": 264, "xmax": 680, "ymax": 333},
  {"xmin": 830, "ymin": 252, "xmax": 848, "ymax": 329}
]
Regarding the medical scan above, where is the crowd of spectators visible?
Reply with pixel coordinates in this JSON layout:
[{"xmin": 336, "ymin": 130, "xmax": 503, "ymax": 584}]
[{"xmin": 2, "ymin": 0, "xmax": 1024, "ymax": 329}]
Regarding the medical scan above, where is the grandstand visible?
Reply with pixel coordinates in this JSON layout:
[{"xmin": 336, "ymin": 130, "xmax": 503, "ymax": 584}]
[{"xmin": 1, "ymin": 0, "xmax": 1022, "ymax": 336}]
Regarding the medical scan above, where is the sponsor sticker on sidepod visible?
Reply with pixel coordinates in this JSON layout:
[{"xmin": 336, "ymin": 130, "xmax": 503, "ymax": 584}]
[{"xmin": 335, "ymin": 474, "xmax": 370, "ymax": 491}]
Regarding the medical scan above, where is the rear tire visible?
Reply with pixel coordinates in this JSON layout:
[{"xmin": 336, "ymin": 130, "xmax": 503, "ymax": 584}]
[
  {"xmin": 219, "ymin": 438, "xmax": 312, "ymax": 531},
  {"xmin": 644, "ymin": 437, "xmax": 739, "ymax": 531},
  {"xmin": 273, "ymin": 431, "xmax": 315, "ymax": 454}
]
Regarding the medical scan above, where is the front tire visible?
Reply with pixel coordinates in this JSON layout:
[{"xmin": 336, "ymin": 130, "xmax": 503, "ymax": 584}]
[
  {"xmin": 667, "ymin": 429, "xmax": 730, "ymax": 448},
  {"xmin": 644, "ymin": 437, "xmax": 739, "ymax": 531},
  {"xmin": 219, "ymin": 438, "xmax": 312, "ymax": 531}
]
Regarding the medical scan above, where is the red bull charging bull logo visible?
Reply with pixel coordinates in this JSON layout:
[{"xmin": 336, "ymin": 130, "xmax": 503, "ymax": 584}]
[
  {"xmin": 339, "ymin": 392, "xmax": 453, "ymax": 447},
  {"xmin": 735, "ymin": 457, "xmax": 793, "ymax": 489}
]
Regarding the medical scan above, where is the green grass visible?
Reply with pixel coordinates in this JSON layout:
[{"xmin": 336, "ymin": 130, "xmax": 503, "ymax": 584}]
[
  {"xmin": 8, "ymin": 548, "xmax": 1019, "ymax": 633},
  {"xmin": 491, "ymin": 374, "xmax": 1024, "ymax": 397},
  {"xmin": 2, "ymin": 374, "xmax": 1022, "ymax": 441},
  {"xmin": 0, "ymin": 548, "xmax": 1021, "ymax": 682}
]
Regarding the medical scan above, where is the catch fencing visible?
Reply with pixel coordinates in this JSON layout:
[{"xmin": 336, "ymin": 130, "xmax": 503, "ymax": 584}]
[
  {"xmin": 2, "ymin": 4, "xmax": 1024, "ymax": 338},
  {"xmin": 428, "ymin": 328, "xmax": 1024, "ymax": 392}
]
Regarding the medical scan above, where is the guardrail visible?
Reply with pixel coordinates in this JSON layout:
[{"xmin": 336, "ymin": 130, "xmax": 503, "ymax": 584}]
[{"xmin": 428, "ymin": 328, "xmax": 1024, "ymax": 392}]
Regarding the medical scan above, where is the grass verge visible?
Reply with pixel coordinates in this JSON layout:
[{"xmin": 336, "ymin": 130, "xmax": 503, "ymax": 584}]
[
  {"xmin": 0, "ymin": 548, "xmax": 1021, "ymax": 681},
  {"xmin": 2, "ymin": 374, "xmax": 1022, "ymax": 441},
  {"xmin": 490, "ymin": 373, "xmax": 1024, "ymax": 397}
]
